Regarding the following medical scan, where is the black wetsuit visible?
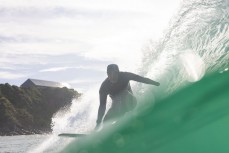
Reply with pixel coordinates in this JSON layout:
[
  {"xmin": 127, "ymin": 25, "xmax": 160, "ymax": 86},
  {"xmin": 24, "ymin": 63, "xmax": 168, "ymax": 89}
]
[{"xmin": 97, "ymin": 72, "xmax": 158, "ymax": 124}]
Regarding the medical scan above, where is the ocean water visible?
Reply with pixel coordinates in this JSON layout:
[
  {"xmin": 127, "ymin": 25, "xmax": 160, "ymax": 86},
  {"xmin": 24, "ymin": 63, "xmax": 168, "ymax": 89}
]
[
  {"xmin": 1, "ymin": 0, "xmax": 228, "ymax": 152},
  {"xmin": 63, "ymin": 70, "xmax": 229, "ymax": 153},
  {"xmin": 0, "ymin": 135, "xmax": 49, "ymax": 153}
]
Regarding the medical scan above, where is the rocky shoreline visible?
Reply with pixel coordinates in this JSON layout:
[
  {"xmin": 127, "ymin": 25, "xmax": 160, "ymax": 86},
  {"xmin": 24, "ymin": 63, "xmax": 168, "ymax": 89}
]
[
  {"xmin": 0, "ymin": 127, "xmax": 51, "ymax": 136},
  {"xmin": 0, "ymin": 83, "xmax": 81, "ymax": 136}
]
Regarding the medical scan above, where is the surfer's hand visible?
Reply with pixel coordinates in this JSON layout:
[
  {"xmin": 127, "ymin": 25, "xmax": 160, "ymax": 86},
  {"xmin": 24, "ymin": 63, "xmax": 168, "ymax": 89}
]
[
  {"xmin": 155, "ymin": 82, "xmax": 160, "ymax": 86},
  {"xmin": 152, "ymin": 81, "xmax": 160, "ymax": 86}
]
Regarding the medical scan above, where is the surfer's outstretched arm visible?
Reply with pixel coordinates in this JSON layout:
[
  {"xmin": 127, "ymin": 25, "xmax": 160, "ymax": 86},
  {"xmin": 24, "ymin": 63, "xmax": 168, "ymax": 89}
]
[{"xmin": 126, "ymin": 72, "xmax": 160, "ymax": 86}]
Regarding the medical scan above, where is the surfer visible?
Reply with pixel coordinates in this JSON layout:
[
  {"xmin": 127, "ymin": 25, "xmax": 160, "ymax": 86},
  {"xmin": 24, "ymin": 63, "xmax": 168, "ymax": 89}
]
[{"xmin": 95, "ymin": 64, "xmax": 160, "ymax": 129}]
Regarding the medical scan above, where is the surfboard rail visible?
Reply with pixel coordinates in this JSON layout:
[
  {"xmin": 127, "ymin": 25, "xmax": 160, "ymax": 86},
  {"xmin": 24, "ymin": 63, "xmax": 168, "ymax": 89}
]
[{"xmin": 58, "ymin": 133, "xmax": 88, "ymax": 137}]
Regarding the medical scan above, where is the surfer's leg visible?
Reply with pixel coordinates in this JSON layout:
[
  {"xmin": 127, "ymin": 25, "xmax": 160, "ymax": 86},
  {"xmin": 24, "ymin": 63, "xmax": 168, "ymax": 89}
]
[
  {"xmin": 121, "ymin": 90, "xmax": 137, "ymax": 112},
  {"xmin": 103, "ymin": 94, "xmax": 122, "ymax": 123},
  {"xmin": 103, "ymin": 107, "xmax": 117, "ymax": 123},
  {"xmin": 103, "ymin": 90, "xmax": 137, "ymax": 123}
]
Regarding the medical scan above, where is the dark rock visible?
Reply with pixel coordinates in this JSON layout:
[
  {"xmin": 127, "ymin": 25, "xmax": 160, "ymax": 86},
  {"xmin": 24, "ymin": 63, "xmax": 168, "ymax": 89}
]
[{"xmin": 0, "ymin": 84, "xmax": 81, "ymax": 136}]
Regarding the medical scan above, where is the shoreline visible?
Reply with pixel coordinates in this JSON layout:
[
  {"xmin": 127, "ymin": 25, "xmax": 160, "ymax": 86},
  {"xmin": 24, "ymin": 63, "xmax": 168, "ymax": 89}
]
[{"xmin": 0, "ymin": 127, "xmax": 52, "ymax": 136}]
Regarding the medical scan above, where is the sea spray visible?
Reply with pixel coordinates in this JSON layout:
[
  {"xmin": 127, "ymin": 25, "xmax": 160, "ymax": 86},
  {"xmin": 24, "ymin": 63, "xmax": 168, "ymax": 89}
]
[
  {"xmin": 28, "ymin": 86, "xmax": 108, "ymax": 153},
  {"xmin": 52, "ymin": 87, "xmax": 99, "ymax": 134},
  {"xmin": 139, "ymin": 0, "xmax": 228, "ymax": 94}
]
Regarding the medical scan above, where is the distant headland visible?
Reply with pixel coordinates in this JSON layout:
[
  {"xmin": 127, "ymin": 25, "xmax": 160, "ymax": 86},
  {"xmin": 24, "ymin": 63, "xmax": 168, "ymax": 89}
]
[{"xmin": 0, "ymin": 79, "xmax": 81, "ymax": 136}]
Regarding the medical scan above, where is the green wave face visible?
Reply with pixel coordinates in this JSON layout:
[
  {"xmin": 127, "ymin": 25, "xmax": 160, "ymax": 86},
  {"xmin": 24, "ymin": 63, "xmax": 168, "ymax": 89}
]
[{"xmin": 62, "ymin": 70, "xmax": 229, "ymax": 153}]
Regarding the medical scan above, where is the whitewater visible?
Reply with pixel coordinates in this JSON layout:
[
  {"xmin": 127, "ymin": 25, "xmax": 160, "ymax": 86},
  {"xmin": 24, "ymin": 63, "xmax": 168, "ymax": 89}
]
[{"xmin": 0, "ymin": 0, "xmax": 228, "ymax": 152}]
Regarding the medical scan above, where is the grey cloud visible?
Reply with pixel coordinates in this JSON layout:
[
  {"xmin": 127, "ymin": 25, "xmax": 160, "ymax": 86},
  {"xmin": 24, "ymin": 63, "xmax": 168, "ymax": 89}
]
[
  {"xmin": 0, "ymin": 53, "xmax": 110, "ymax": 88},
  {"xmin": 0, "ymin": 6, "xmax": 140, "ymax": 21},
  {"xmin": 0, "ymin": 34, "xmax": 91, "ymax": 45},
  {"xmin": 0, "ymin": 35, "xmax": 46, "ymax": 43}
]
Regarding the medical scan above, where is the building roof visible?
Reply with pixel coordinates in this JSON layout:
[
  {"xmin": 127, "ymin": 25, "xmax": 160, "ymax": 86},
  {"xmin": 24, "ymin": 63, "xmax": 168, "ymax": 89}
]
[{"xmin": 24, "ymin": 78, "xmax": 65, "ymax": 88}]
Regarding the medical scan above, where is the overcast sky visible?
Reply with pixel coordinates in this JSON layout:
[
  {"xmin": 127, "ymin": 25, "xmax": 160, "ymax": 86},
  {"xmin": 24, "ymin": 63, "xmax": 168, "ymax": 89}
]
[{"xmin": 0, "ymin": 0, "xmax": 181, "ymax": 92}]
